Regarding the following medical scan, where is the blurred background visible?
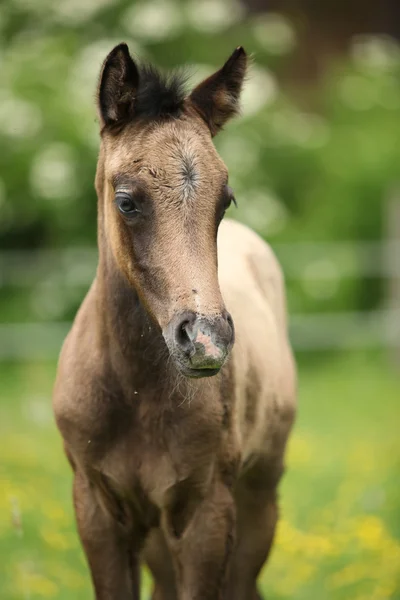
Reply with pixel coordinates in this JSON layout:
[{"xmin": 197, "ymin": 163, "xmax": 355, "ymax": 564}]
[{"xmin": 0, "ymin": 0, "xmax": 399, "ymax": 598}]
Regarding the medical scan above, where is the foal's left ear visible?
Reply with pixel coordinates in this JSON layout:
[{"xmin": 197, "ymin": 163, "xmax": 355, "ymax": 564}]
[
  {"xmin": 98, "ymin": 43, "xmax": 139, "ymax": 128},
  {"xmin": 189, "ymin": 47, "xmax": 247, "ymax": 136}
]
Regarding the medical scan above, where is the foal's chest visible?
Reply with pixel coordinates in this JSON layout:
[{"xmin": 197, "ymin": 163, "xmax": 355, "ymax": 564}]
[{"xmin": 83, "ymin": 389, "xmax": 224, "ymax": 508}]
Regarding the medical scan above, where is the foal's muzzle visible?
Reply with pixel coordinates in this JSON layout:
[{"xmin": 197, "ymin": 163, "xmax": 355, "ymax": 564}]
[{"xmin": 163, "ymin": 311, "xmax": 235, "ymax": 378}]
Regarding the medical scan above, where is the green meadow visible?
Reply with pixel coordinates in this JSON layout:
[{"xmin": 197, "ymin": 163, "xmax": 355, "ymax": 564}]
[{"xmin": 1, "ymin": 352, "xmax": 399, "ymax": 599}]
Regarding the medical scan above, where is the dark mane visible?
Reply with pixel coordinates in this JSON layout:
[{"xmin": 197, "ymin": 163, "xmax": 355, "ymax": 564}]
[{"xmin": 135, "ymin": 63, "xmax": 188, "ymax": 119}]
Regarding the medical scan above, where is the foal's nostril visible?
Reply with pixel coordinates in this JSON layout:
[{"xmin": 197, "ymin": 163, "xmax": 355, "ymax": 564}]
[
  {"xmin": 175, "ymin": 319, "xmax": 194, "ymax": 356},
  {"xmin": 164, "ymin": 310, "xmax": 234, "ymax": 376}
]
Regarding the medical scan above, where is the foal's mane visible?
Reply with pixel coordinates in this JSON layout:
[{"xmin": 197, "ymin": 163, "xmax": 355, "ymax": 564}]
[{"xmin": 134, "ymin": 63, "xmax": 188, "ymax": 119}]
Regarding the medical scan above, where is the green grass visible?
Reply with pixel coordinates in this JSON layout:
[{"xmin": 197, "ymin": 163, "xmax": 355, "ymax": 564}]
[{"xmin": 1, "ymin": 353, "xmax": 399, "ymax": 599}]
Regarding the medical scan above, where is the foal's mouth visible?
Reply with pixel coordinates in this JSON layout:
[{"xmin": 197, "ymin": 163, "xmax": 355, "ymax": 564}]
[{"xmin": 178, "ymin": 365, "xmax": 222, "ymax": 379}]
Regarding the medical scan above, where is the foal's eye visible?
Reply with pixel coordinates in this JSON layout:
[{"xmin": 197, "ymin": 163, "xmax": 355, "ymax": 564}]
[{"xmin": 115, "ymin": 192, "xmax": 140, "ymax": 217}]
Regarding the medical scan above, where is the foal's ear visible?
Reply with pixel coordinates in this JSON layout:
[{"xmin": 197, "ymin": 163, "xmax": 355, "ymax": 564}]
[
  {"xmin": 98, "ymin": 43, "xmax": 139, "ymax": 127},
  {"xmin": 189, "ymin": 47, "xmax": 247, "ymax": 136}
]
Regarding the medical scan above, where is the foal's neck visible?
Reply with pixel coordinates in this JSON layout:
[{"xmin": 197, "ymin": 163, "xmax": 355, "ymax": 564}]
[{"xmin": 96, "ymin": 248, "xmax": 168, "ymax": 385}]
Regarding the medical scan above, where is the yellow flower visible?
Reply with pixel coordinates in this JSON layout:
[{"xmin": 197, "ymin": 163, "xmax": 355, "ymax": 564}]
[
  {"xmin": 11, "ymin": 566, "xmax": 59, "ymax": 600},
  {"xmin": 286, "ymin": 435, "xmax": 314, "ymax": 466},
  {"xmin": 328, "ymin": 562, "xmax": 372, "ymax": 589},
  {"xmin": 43, "ymin": 502, "xmax": 71, "ymax": 526},
  {"xmin": 41, "ymin": 527, "xmax": 73, "ymax": 550},
  {"xmin": 354, "ymin": 515, "xmax": 386, "ymax": 550},
  {"xmin": 26, "ymin": 574, "xmax": 59, "ymax": 598},
  {"xmin": 46, "ymin": 562, "xmax": 87, "ymax": 590}
]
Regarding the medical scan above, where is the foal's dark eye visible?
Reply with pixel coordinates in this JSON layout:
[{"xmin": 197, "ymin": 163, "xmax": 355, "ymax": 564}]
[{"xmin": 115, "ymin": 192, "xmax": 140, "ymax": 217}]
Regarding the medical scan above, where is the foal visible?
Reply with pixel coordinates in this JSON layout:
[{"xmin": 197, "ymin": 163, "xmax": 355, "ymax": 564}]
[{"xmin": 53, "ymin": 44, "xmax": 297, "ymax": 600}]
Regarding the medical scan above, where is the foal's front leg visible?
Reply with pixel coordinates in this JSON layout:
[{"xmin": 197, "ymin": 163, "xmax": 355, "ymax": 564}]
[
  {"xmin": 164, "ymin": 479, "xmax": 235, "ymax": 600},
  {"xmin": 73, "ymin": 471, "xmax": 142, "ymax": 600}
]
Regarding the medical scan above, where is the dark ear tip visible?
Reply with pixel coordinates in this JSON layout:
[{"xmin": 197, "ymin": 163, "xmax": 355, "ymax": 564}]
[
  {"xmin": 101, "ymin": 43, "xmax": 132, "ymax": 69},
  {"xmin": 223, "ymin": 46, "xmax": 247, "ymax": 71},
  {"xmin": 234, "ymin": 46, "xmax": 246, "ymax": 57},
  {"xmin": 108, "ymin": 42, "xmax": 130, "ymax": 59}
]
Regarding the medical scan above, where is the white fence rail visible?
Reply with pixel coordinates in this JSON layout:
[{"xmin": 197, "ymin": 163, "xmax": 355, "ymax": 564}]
[
  {"xmin": 0, "ymin": 309, "xmax": 399, "ymax": 361},
  {"xmin": 1, "ymin": 241, "xmax": 400, "ymax": 288},
  {"xmin": 0, "ymin": 241, "xmax": 399, "ymax": 360}
]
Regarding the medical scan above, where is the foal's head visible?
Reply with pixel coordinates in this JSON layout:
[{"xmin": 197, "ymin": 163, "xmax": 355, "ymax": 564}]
[{"xmin": 96, "ymin": 43, "xmax": 247, "ymax": 378}]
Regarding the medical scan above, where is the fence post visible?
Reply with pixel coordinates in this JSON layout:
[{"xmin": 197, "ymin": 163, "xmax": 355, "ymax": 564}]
[{"xmin": 385, "ymin": 187, "xmax": 400, "ymax": 369}]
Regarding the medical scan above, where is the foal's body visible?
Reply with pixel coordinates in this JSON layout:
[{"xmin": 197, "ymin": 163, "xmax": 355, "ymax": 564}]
[{"xmin": 53, "ymin": 44, "xmax": 296, "ymax": 600}]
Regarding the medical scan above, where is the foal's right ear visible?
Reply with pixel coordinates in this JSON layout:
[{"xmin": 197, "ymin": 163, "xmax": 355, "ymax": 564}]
[{"xmin": 98, "ymin": 43, "xmax": 139, "ymax": 128}]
